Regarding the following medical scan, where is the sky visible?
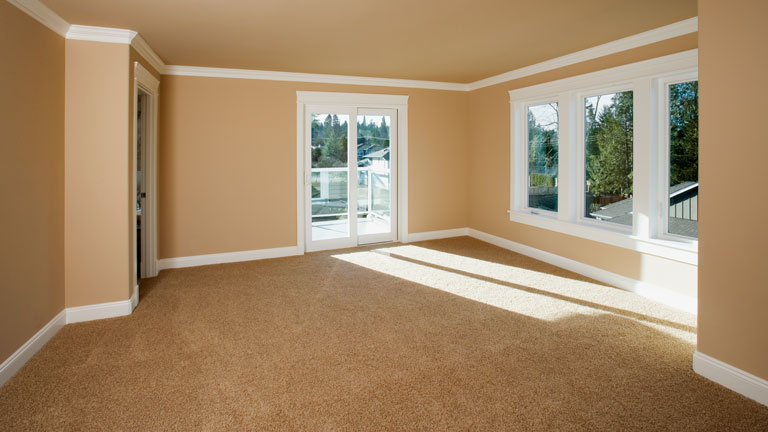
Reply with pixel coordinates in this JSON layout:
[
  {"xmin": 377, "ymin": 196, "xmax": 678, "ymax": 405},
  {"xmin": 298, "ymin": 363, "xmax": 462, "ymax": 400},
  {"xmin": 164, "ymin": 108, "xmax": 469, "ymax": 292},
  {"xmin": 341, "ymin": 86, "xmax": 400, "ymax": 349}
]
[
  {"xmin": 529, "ymin": 91, "xmax": 630, "ymax": 132},
  {"xmin": 528, "ymin": 103, "xmax": 558, "ymax": 131}
]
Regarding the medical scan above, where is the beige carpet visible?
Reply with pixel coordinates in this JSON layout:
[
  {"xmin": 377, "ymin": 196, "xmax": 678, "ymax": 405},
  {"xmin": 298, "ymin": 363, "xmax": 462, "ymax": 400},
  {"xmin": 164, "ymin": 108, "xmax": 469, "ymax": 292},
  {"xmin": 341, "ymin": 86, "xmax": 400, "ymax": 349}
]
[{"xmin": 1, "ymin": 237, "xmax": 767, "ymax": 431}]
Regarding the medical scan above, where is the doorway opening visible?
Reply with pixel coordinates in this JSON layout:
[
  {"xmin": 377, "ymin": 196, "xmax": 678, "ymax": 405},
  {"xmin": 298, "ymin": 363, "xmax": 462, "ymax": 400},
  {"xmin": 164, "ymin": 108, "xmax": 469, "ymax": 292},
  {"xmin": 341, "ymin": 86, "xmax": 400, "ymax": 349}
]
[
  {"xmin": 137, "ymin": 89, "xmax": 146, "ymax": 279},
  {"xmin": 297, "ymin": 92, "xmax": 409, "ymax": 253},
  {"xmin": 132, "ymin": 62, "xmax": 160, "ymax": 306}
]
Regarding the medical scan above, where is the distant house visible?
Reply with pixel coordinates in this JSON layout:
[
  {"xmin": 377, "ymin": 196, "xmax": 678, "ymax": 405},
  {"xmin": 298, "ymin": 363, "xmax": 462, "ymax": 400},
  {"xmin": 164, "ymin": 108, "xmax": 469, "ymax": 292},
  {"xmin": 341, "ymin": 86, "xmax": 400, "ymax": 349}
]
[
  {"xmin": 356, "ymin": 142, "xmax": 376, "ymax": 159},
  {"xmin": 360, "ymin": 148, "xmax": 390, "ymax": 171},
  {"xmin": 590, "ymin": 181, "xmax": 698, "ymax": 236}
]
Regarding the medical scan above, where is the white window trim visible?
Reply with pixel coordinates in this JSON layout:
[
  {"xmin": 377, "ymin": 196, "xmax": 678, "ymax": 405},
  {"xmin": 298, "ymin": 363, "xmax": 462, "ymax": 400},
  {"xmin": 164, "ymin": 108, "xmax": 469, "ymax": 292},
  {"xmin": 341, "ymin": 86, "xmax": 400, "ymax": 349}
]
[
  {"xmin": 654, "ymin": 70, "xmax": 699, "ymax": 244},
  {"xmin": 574, "ymin": 82, "xmax": 635, "ymax": 236},
  {"xmin": 515, "ymin": 98, "xmax": 562, "ymax": 219},
  {"xmin": 509, "ymin": 50, "xmax": 698, "ymax": 265}
]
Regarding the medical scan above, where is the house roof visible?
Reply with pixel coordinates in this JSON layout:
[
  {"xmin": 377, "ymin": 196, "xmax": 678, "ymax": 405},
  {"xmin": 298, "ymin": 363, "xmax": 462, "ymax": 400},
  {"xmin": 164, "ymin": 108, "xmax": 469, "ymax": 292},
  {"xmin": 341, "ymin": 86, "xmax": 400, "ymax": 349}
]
[
  {"xmin": 590, "ymin": 197, "xmax": 634, "ymax": 220},
  {"xmin": 670, "ymin": 181, "xmax": 698, "ymax": 197},
  {"xmin": 362, "ymin": 149, "xmax": 390, "ymax": 160},
  {"xmin": 669, "ymin": 217, "xmax": 698, "ymax": 237},
  {"xmin": 590, "ymin": 182, "xmax": 698, "ymax": 236}
]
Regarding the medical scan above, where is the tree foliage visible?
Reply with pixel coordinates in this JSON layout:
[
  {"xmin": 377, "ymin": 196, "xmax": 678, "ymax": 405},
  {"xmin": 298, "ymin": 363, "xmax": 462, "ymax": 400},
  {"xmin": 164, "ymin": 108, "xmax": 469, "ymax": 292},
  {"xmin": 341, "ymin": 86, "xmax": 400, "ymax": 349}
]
[
  {"xmin": 311, "ymin": 115, "xmax": 390, "ymax": 168},
  {"xmin": 528, "ymin": 106, "xmax": 558, "ymax": 175},
  {"xmin": 586, "ymin": 92, "xmax": 634, "ymax": 196},
  {"xmin": 582, "ymin": 83, "xmax": 698, "ymax": 198},
  {"xmin": 670, "ymin": 81, "xmax": 698, "ymax": 185},
  {"xmin": 311, "ymin": 114, "xmax": 349, "ymax": 168}
]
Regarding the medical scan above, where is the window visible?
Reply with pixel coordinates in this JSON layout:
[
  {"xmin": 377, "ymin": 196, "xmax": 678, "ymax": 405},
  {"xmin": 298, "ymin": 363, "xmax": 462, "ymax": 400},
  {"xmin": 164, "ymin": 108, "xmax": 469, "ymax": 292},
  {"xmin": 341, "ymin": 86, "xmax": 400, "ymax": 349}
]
[
  {"xmin": 527, "ymin": 103, "xmax": 559, "ymax": 212},
  {"xmin": 508, "ymin": 51, "xmax": 698, "ymax": 265},
  {"xmin": 584, "ymin": 91, "xmax": 633, "ymax": 226},
  {"xmin": 667, "ymin": 80, "xmax": 698, "ymax": 239}
]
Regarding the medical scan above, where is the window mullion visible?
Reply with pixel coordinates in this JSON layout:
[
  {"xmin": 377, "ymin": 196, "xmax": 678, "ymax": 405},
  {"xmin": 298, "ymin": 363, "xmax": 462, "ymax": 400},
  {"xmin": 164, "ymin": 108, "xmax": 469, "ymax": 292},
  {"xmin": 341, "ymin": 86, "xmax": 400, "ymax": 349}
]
[
  {"xmin": 558, "ymin": 92, "xmax": 575, "ymax": 222},
  {"xmin": 633, "ymin": 78, "xmax": 653, "ymax": 239}
]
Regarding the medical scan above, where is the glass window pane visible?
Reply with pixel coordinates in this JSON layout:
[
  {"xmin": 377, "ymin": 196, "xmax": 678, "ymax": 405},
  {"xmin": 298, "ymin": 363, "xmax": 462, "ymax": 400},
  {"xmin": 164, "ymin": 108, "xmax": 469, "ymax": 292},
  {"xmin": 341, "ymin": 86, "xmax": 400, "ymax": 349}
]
[
  {"xmin": 356, "ymin": 115, "xmax": 391, "ymax": 235},
  {"xmin": 668, "ymin": 81, "xmax": 698, "ymax": 238},
  {"xmin": 527, "ymin": 103, "xmax": 559, "ymax": 212},
  {"xmin": 584, "ymin": 91, "xmax": 634, "ymax": 226},
  {"xmin": 311, "ymin": 113, "xmax": 350, "ymax": 241}
]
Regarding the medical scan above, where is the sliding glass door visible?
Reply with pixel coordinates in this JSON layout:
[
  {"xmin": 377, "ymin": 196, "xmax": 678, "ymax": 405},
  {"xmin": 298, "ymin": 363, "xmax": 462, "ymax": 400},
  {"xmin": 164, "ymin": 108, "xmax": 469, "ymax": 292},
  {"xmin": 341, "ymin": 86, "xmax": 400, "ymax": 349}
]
[{"xmin": 306, "ymin": 106, "xmax": 397, "ymax": 252}]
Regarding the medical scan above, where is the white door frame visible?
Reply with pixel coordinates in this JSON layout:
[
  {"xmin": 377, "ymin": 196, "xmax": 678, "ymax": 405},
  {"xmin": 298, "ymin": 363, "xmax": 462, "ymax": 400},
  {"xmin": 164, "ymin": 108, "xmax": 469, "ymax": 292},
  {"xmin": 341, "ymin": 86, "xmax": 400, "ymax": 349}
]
[
  {"xmin": 296, "ymin": 92, "xmax": 409, "ymax": 253},
  {"xmin": 132, "ymin": 62, "xmax": 160, "ymax": 293}
]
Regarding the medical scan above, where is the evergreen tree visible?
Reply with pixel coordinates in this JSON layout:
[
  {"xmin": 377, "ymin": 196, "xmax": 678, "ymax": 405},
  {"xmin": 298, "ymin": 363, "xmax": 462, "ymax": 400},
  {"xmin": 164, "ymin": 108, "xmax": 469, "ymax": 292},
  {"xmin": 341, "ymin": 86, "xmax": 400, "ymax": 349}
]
[
  {"xmin": 323, "ymin": 114, "xmax": 332, "ymax": 131},
  {"xmin": 670, "ymin": 81, "xmax": 698, "ymax": 185},
  {"xmin": 587, "ymin": 92, "xmax": 634, "ymax": 196},
  {"xmin": 528, "ymin": 109, "xmax": 558, "ymax": 179},
  {"xmin": 379, "ymin": 117, "xmax": 389, "ymax": 138}
]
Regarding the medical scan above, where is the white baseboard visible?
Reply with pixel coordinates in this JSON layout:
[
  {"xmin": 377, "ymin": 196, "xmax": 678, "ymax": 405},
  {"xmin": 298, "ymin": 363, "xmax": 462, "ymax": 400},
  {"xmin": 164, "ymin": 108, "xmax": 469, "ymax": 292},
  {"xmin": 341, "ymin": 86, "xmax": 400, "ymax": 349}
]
[
  {"xmin": 157, "ymin": 245, "xmax": 302, "ymax": 270},
  {"xmin": 694, "ymin": 351, "xmax": 768, "ymax": 407},
  {"xmin": 131, "ymin": 285, "xmax": 139, "ymax": 311},
  {"xmin": 1, "ymin": 295, "xmax": 138, "ymax": 387},
  {"xmin": 406, "ymin": 228, "xmax": 470, "ymax": 243},
  {"xmin": 458, "ymin": 228, "xmax": 696, "ymax": 313},
  {"xmin": 65, "ymin": 298, "xmax": 133, "ymax": 324},
  {"xmin": 0, "ymin": 310, "xmax": 66, "ymax": 387},
  {"xmin": 406, "ymin": 227, "xmax": 695, "ymax": 313}
]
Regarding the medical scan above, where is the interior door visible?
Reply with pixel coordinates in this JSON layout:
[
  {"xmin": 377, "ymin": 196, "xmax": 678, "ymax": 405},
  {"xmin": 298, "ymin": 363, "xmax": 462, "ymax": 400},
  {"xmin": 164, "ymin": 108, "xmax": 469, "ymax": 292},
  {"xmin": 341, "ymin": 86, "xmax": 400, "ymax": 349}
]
[{"xmin": 305, "ymin": 106, "xmax": 397, "ymax": 252}]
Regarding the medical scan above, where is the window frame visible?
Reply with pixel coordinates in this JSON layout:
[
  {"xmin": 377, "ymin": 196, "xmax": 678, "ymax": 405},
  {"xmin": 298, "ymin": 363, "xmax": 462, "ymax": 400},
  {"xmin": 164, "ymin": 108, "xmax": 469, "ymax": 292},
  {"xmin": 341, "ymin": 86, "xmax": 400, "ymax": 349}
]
[
  {"xmin": 575, "ymin": 83, "xmax": 636, "ymax": 234},
  {"xmin": 508, "ymin": 50, "xmax": 698, "ymax": 265},
  {"xmin": 654, "ymin": 71, "xmax": 699, "ymax": 243},
  {"xmin": 514, "ymin": 96, "xmax": 562, "ymax": 219}
]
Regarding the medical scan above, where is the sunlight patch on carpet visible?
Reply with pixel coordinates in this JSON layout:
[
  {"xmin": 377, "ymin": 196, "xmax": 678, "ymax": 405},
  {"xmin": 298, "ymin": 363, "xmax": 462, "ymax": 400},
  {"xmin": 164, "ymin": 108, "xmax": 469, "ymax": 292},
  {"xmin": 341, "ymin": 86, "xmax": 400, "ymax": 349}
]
[{"xmin": 333, "ymin": 246, "xmax": 695, "ymax": 343}]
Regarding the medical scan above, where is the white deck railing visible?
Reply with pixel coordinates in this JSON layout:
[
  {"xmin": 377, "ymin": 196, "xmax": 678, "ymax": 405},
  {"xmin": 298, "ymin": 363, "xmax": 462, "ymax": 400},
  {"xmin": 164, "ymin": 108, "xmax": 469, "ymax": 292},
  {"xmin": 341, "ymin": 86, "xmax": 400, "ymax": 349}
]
[{"xmin": 311, "ymin": 167, "xmax": 390, "ymax": 220}]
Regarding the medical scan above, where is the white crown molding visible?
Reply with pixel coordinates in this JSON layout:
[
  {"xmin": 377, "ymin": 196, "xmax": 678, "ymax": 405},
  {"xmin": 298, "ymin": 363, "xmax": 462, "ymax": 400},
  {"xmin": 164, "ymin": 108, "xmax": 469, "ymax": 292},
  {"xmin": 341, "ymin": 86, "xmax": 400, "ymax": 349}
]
[
  {"xmin": 507, "ymin": 49, "xmax": 698, "ymax": 101},
  {"xmin": 8, "ymin": 2, "xmax": 168, "ymax": 72},
  {"xmin": 8, "ymin": 0, "xmax": 695, "ymax": 93},
  {"xmin": 0, "ymin": 310, "xmax": 66, "ymax": 387},
  {"xmin": 65, "ymin": 26, "xmax": 168, "ymax": 74},
  {"xmin": 467, "ymin": 17, "xmax": 698, "ymax": 91},
  {"xmin": 164, "ymin": 17, "xmax": 696, "ymax": 91},
  {"xmin": 694, "ymin": 351, "xmax": 768, "ymax": 407},
  {"xmin": 131, "ymin": 33, "xmax": 167, "ymax": 74},
  {"xmin": 7, "ymin": 0, "xmax": 69, "ymax": 37},
  {"xmin": 66, "ymin": 24, "xmax": 137, "ymax": 44},
  {"xmin": 164, "ymin": 65, "xmax": 467, "ymax": 91}
]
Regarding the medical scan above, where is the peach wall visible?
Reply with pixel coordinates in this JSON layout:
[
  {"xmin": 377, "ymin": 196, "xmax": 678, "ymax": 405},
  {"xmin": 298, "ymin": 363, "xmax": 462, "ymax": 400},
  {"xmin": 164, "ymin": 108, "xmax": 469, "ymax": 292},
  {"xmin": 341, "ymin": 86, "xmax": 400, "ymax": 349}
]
[
  {"xmin": 0, "ymin": 3, "xmax": 65, "ymax": 362},
  {"xmin": 697, "ymin": 0, "xmax": 768, "ymax": 380},
  {"xmin": 64, "ymin": 40, "xmax": 131, "ymax": 307},
  {"xmin": 467, "ymin": 34, "xmax": 699, "ymax": 297},
  {"xmin": 159, "ymin": 78, "xmax": 469, "ymax": 258}
]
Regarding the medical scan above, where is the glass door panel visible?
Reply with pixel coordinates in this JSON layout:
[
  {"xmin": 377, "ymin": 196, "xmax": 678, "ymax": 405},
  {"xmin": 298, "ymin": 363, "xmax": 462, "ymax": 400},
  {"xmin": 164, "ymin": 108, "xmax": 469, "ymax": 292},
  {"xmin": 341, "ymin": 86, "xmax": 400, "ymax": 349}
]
[
  {"xmin": 357, "ymin": 110, "xmax": 395, "ymax": 244},
  {"xmin": 310, "ymin": 113, "xmax": 351, "ymax": 242}
]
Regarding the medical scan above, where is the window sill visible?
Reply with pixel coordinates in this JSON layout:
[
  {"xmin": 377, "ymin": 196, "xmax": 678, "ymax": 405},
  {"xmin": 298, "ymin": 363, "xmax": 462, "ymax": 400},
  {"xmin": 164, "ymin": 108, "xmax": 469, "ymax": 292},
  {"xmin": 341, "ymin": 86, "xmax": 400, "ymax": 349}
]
[{"xmin": 509, "ymin": 210, "xmax": 698, "ymax": 265}]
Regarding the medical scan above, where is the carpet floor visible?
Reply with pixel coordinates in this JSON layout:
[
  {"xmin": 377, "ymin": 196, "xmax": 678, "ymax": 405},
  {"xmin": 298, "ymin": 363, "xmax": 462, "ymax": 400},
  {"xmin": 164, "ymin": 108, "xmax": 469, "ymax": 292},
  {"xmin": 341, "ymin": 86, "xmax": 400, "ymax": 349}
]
[{"xmin": 1, "ymin": 237, "xmax": 767, "ymax": 431}]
